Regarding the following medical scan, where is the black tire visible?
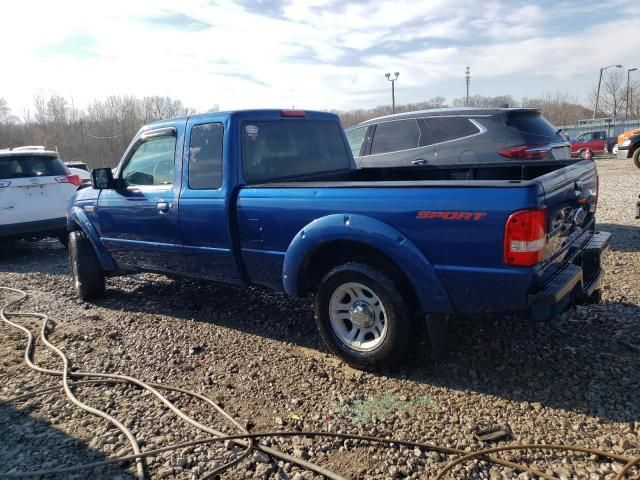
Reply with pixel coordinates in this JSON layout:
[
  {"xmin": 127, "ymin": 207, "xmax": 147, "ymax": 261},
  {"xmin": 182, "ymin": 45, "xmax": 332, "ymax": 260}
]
[
  {"xmin": 69, "ymin": 230, "xmax": 105, "ymax": 300},
  {"xmin": 314, "ymin": 262, "xmax": 411, "ymax": 371},
  {"xmin": 58, "ymin": 233, "xmax": 69, "ymax": 248},
  {"xmin": 586, "ymin": 289, "xmax": 602, "ymax": 304},
  {"xmin": 634, "ymin": 149, "xmax": 640, "ymax": 169}
]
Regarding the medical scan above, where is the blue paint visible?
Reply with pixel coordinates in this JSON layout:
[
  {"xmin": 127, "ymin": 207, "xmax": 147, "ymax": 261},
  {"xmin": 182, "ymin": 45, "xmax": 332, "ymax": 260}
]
[{"xmin": 69, "ymin": 109, "xmax": 605, "ymax": 320}]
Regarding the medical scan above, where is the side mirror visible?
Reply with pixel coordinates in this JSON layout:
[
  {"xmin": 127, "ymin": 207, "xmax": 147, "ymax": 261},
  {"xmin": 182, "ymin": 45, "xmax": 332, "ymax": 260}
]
[{"xmin": 91, "ymin": 168, "xmax": 117, "ymax": 190}]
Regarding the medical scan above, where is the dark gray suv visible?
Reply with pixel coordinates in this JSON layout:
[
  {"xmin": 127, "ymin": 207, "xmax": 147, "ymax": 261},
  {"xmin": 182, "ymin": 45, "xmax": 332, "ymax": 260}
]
[{"xmin": 345, "ymin": 108, "xmax": 571, "ymax": 167}]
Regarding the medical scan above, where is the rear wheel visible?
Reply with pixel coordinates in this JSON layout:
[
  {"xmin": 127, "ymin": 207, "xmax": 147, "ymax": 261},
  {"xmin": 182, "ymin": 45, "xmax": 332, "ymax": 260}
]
[
  {"xmin": 314, "ymin": 262, "xmax": 411, "ymax": 370},
  {"xmin": 69, "ymin": 231, "xmax": 105, "ymax": 300}
]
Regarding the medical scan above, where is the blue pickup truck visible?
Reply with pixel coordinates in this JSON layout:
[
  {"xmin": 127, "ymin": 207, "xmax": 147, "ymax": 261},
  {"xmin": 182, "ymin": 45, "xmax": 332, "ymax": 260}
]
[{"xmin": 67, "ymin": 109, "xmax": 610, "ymax": 370}]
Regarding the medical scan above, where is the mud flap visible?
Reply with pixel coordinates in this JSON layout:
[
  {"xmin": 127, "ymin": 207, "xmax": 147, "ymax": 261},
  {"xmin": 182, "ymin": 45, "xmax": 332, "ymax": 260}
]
[{"xmin": 425, "ymin": 313, "xmax": 450, "ymax": 365}]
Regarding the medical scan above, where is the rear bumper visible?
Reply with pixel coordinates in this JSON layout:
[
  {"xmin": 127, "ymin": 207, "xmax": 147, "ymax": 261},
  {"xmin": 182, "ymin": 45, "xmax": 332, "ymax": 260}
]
[
  {"xmin": 528, "ymin": 231, "xmax": 610, "ymax": 320},
  {"xmin": 0, "ymin": 217, "xmax": 67, "ymax": 239}
]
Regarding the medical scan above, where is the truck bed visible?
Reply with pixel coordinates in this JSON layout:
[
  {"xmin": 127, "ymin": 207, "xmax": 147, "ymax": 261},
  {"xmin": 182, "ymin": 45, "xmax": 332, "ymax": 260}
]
[
  {"xmin": 252, "ymin": 160, "xmax": 578, "ymax": 187},
  {"xmin": 238, "ymin": 159, "xmax": 598, "ymax": 316}
]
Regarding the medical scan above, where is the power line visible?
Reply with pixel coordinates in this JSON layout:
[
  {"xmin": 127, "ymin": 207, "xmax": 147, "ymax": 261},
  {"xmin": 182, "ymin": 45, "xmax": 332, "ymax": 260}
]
[{"xmin": 83, "ymin": 130, "xmax": 137, "ymax": 139}]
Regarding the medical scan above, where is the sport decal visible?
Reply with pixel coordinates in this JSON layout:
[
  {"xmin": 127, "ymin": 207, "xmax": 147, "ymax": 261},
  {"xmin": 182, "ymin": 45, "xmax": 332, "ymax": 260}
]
[{"xmin": 416, "ymin": 211, "xmax": 487, "ymax": 220}]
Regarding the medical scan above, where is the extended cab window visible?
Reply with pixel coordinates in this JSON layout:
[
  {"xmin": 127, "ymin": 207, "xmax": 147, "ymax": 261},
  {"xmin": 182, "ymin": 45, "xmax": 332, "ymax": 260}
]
[
  {"xmin": 189, "ymin": 123, "xmax": 223, "ymax": 189},
  {"xmin": 346, "ymin": 126, "xmax": 367, "ymax": 157},
  {"xmin": 426, "ymin": 117, "xmax": 480, "ymax": 143},
  {"xmin": 122, "ymin": 135, "xmax": 176, "ymax": 186},
  {"xmin": 371, "ymin": 119, "xmax": 420, "ymax": 154},
  {"xmin": 242, "ymin": 121, "xmax": 350, "ymax": 182}
]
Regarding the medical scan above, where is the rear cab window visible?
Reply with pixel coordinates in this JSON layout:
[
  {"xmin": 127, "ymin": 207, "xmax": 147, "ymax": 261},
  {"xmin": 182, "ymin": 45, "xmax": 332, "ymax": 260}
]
[
  {"xmin": 0, "ymin": 154, "xmax": 67, "ymax": 179},
  {"xmin": 242, "ymin": 121, "xmax": 350, "ymax": 182},
  {"xmin": 506, "ymin": 112, "xmax": 559, "ymax": 145}
]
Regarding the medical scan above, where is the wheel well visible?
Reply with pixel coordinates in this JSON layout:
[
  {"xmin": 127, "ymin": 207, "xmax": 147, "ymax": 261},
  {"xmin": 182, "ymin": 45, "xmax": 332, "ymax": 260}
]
[
  {"xmin": 630, "ymin": 143, "xmax": 640, "ymax": 158},
  {"xmin": 298, "ymin": 240, "xmax": 421, "ymax": 313}
]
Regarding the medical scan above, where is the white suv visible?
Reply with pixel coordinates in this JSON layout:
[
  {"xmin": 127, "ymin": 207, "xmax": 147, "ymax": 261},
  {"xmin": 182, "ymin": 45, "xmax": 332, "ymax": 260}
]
[{"xmin": 0, "ymin": 147, "xmax": 81, "ymax": 246}]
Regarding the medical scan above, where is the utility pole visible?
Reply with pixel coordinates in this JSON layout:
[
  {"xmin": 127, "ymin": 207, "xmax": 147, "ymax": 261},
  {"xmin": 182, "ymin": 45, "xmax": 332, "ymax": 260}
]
[
  {"xmin": 465, "ymin": 66, "xmax": 471, "ymax": 107},
  {"xmin": 627, "ymin": 67, "xmax": 638, "ymax": 121},
  {"xmin": 594, "ymin": 64, "xmax": 622, "ymax": 119},
  {"xmin": 80, "ymin": 119, "xmax": 87, "ymax": 163},
  {"xmin": 385, "ymin": 72, "xmax": 399, "ymax": 114}
]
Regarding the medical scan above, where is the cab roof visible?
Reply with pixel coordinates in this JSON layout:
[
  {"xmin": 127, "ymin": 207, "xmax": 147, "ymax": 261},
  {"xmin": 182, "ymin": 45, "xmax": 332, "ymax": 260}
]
[{"xmin": 141, "ymin": 109, "xmax": 339, "ymax": 132}]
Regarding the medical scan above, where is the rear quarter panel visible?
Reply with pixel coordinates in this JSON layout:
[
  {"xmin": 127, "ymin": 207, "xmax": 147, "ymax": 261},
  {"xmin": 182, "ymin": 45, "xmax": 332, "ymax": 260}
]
[{"xmin": 237, "ymin": 181, "xmax": 543, "ymax": 314}]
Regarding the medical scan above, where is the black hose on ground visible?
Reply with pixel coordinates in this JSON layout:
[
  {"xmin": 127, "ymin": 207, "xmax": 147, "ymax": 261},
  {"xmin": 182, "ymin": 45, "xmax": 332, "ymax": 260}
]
[{"xmin": 1, "ymin": 287, "xmax": 637, "ymax": 480}]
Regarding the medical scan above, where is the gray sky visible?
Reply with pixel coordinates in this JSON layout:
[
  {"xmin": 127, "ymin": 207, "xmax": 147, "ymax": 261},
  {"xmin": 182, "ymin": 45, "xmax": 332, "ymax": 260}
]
[{"xmin": 1, "ymin": 0, "xmax": 639, "ymax": 113}]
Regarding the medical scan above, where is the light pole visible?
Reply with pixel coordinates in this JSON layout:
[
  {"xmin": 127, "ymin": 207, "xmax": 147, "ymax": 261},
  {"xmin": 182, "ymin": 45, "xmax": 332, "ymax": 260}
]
[
  {"xmin": 594, "ymin": 64, "xmax": 622, "ymax": 119},
  {"xmin": 385, "ymin": 72, "xmax": 399, "ymax": 114},
  {"xmin": 627, "ymin": 67, "xmax": 638, "ymax": 121},
  {"xmin": 465, "ymin": 66, "xmax": 471, "ymax": 107}
]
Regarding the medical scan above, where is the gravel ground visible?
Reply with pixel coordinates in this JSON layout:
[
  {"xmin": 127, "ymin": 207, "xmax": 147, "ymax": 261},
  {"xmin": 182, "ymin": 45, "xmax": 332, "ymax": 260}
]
[{"xmin": 1, "ymin": 158, "xmax": 639, "ymax": 479}]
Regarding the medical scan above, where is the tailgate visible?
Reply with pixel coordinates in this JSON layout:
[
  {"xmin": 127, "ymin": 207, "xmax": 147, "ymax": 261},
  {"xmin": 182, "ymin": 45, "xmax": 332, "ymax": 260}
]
[
  {"xmin": 537, "ymin": 160, "xmax": 598, "ymax": 270},
  {"xmin": 0, "ymin": 177, "xmax": 74, "ymax": 224}
]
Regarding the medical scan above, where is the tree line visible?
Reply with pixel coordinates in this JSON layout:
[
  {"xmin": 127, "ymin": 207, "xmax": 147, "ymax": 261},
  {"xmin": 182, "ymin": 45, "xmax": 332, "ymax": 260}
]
[
  {"xmin": 0, "ymin": 94, "xmax": 198, "ymax": 168},
  {"xmin": 334, "ymin": 92, "xmax": 594, "ymax": 129},
  {"xmin": 1, "ymin": 80, "xmax": 638, "ymax": 168}
]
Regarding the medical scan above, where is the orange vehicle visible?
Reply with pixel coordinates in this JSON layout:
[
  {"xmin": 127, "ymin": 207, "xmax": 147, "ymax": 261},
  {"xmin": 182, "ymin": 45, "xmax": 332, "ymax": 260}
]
[{"xmin": 618, "ymin": 128, "xmax": 640, "ymax": 147}]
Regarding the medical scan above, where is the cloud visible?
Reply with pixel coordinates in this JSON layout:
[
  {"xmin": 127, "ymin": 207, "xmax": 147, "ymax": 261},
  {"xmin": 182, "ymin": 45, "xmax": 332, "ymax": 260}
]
[
  {"xmin": 0, "ymin": 0, "xmax": 638, "ymax": 114},
  {"xmin": 143, "ymin": 12, "xmax": 211, "ymax": 30}
]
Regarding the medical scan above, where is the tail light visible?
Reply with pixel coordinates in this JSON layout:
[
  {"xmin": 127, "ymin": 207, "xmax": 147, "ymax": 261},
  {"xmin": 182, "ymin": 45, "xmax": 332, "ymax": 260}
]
[
  {"xmin": 504, "ymin": 208, "xmax": 547, "ymax": 267},
  {"xmin": 498, "ymin": 145, "xmax": 547, "ymax": 160},
  {"xmin": 56, "ymin": 174, "xmax": 82, "ymax": 186}
]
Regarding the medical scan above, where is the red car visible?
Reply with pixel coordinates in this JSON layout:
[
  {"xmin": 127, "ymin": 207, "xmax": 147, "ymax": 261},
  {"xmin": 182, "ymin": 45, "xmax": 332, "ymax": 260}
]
[{"xmin": 571, "ymin": 131, "xmax": 607, "ymax": 159}]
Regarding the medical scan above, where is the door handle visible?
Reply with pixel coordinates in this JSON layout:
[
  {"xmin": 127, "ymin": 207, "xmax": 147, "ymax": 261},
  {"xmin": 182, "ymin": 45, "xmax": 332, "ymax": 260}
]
[
  {"xmin": 411, "ymin": 158, "xmax": 427, "ymax": 165},
  {"xmin": 157, "ymin": 200, "xmax": 171, "ymax": 214}
]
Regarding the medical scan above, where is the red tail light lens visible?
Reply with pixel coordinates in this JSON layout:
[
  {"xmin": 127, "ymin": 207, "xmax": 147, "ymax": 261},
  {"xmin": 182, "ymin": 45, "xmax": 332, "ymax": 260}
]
[
  {"xmin": 498, "ymin": 145, "xmax": 547, "ymax": 160},
  {"xmin": 504, "ymin": 208, "xmax": 547, "ymax": 266},
  {"xmin": 281, "ymin": 110, "xmax": 305, "ymax": 117},
  {"xmin": 56, "ymin": 174, "xmax": 81, "ymax": 186}
]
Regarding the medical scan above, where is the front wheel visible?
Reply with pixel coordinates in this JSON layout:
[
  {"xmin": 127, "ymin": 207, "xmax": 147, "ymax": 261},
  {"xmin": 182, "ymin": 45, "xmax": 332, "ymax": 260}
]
[
  {"xmin": 314, "ymin": 262, "xmax": 411, "ymax": 371},
  {"xmin": 634, "ymin": 149, "xmax": 640, "ymax": 169},
  {"xmin": 69, "ymin": 231, "xmax": 105, "ymax": 300}
]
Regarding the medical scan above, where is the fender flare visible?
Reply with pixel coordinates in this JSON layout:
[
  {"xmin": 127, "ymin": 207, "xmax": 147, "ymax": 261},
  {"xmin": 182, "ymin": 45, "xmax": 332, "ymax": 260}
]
[
  {"xmin": 282, "ymin": 214, "xmax": 453, "ymax": 314},
  {"xmin": 68, "ymin": 206, "xmax": 116, "ymax": 271}
]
